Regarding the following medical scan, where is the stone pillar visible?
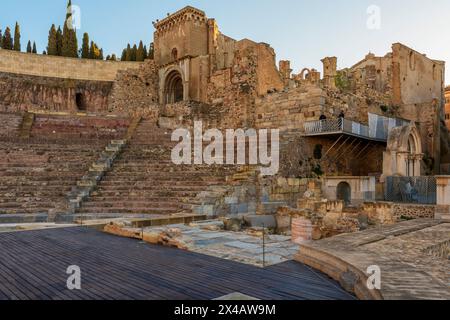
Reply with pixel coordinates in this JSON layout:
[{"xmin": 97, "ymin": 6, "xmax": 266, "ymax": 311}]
[
  {"xmin": 321, "ymin": 57, "xmax": 337, "ymax": 89},
  {"xmin": 279, "ymin": 60, "xmax": 292, "ymax": 85},
  {"xmin": 435, "ymin": 176, "xmax": 450, "ymax": 220}
]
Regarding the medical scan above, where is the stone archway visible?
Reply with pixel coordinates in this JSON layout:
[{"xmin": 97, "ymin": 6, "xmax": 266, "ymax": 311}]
[
  {"xmin": 337, "ymin": 182, "xmax": 352, "ymax": 205},
  {"xmin": 383, "ymin": 124, "xmax": 423, "ymax": 179},
  {"xmin": 163, "ymin": 69, "xmax": 185, "ymax": 104}
]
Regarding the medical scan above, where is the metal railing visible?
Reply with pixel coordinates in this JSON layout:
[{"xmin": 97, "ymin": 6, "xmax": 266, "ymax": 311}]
[
  {"xmin": 303, "ymin": 119, "xmax": 380, "ymax": 141},
  {"xmin": 385, "ymin": 176, "xmax": 437, "ymax": 205},
  {"xmin": 303, "ymin": 114, "xmax": 411, "ymax": 142}
]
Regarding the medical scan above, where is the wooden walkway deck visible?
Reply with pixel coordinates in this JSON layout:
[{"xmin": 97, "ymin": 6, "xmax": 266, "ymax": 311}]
[{"xmin": 0, "ymin": 227, "xmax": 354, "ymax": 300}]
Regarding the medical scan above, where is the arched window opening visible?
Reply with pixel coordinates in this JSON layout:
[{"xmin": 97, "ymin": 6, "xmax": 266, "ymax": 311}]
[{"xmin": 172, "ymin": 48, "xmax": 178, "ymax": 61}]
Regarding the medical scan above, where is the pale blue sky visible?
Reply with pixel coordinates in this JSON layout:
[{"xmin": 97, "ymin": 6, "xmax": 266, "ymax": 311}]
[{"xmin": 1, "ymin": 0, "xmax": 449, "ymax": 82}]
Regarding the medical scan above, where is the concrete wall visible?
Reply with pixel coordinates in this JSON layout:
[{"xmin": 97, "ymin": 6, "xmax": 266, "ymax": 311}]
[{"xmin": 0, "ymin": 49, "xmax": 142, "ymax": 81}]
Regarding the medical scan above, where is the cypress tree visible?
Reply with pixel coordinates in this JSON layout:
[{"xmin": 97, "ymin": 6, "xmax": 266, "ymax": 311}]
[
  {"xmin": 13, "ymin": 22, "xmax": 21, "ymax": 51},
  {"xmin": 2, "ymin": 27, "xmax": 13, "ymax": 50},
  {"xmin": 0, "ymin": 30, "xmax": 2, "ymax": 49},
  {"xmin": 81, "ymin": 33, "xmax": 89, "ymax": 58},
  {"xmin": 26, "ymin": 40, "xmax": 32, "ymax": 53},
  {"xmin": 131, "ymin": 44, "xmax": 137, "ymax": 61},
  {"xmin": 56, "ymin": 26, "xmax": 63, "ymax": 56},
  {"xmin": 62, "ymin": 0, "xmax": 78, "ymax": 57},
  {"xmin": 47, "ymin": 24, "xmax": 58, "ymax": 55},
  {"xmin": 121, "ymin": 49, "xmax": 127, "ymax": 61},
  {"xmin": 148, "ymin": 42, "xmax": 154, "ymax": 59},
  {"xmin": 143, "ymin": 45, "xmax": 148, "ymax": 60},
  {"xmin": 136, "ymin": 41, "xmax": 145, "ymax": 61},
  {"xmin": 32, "ymin": 42, "xmax": 37, "ymax": 54},
  {"xmin": 125, "ymin": 44, "xmax": 132, "ymax": 61},
  {"xmin": 99, "ymin": 48, "xmax": 104, "ymax": 60},
  {"xmin": 110, "ymin": 54, "xmax": 117, "ymax": 61}
]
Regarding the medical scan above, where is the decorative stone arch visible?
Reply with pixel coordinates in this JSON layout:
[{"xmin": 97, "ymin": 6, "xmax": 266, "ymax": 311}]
[
  {"xmin": 160, "ymin": 65, "xmax": 188, "ymax": 104},
  {"xmin": 383, "ymin": 124, "xmax": 423, "ymax": 179}
]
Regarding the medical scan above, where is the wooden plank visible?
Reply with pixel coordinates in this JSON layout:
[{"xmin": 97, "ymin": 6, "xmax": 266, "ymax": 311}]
[{"xmin": 0, "ymin": 227, "xmax": 355, "ymax": 300}]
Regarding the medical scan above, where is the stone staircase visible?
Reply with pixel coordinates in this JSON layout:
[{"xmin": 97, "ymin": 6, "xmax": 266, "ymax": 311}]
[
  {"xmin": 77, "ymin": 119, "xmax": 238, "ymax": 216},
  {"xmin": 0, "ymin": 113, "xmax": 23, "ymax": 138},
  {"xmin": 0, "ymin": 139, "xmax": 105, "ymax": 216},
  {"xmin": 67, "ymin": 139, "xmax": 127, "ymax": 214}
]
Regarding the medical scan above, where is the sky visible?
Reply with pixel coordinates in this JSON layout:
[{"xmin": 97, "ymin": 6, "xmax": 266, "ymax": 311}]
[{"xmin": 1, "ymin": 0, "xmax": 449, "ymax": 82}]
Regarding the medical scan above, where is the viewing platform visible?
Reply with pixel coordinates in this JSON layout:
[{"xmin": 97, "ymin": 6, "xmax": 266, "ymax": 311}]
[
  {"xmin": 303, "ymin": 114, "xmax": 411, "ymax": 143},
  {"xmin": 303, "ymin": 119, "xmax": 388, "ymax": 142}
]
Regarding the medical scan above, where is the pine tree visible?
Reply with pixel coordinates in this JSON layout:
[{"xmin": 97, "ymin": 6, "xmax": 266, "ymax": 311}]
[
  {"xmin": 121, "ymin": 49, "xmax": 127, "ymax": 61},
  {"xmin": 0, "ymin": 30, "xmax": 3, "ymax": 49},
  {"xmin": 13, "ymin": 22, "xmax": 21, "ymax": 51},
  {"xmin": 99, "ymin": 48, "xmax": 104, "ymax": 60},
  {"xmin": 56, "ymin": 26, "xmax": 63, "ymax": 56},
  {"xmin": 81, "ymin": 33, "xmax": 89, "ymax": 59},
  {"xmin": 32, "ymin": 42, "xmax": 37, "ymax": 54},
  {"xmin": 47, "ymin": 24, "xmax": 58, "ymax": 55},
  {"xmin": 2, "ymin": 27, "xmax": 13, "ymax": 50},
  {"xmin": 110, "ymin": 54, "xmax": 117, "ymax": 61},
  {"xmin": 26, "ymin": 40, "xmax": 32, "ymax": 53},
  {"xmin": 62, "ymin": 0, "xmax": 78, "ymax": 57},
  {"xmin": 136, "ymin": 41, "xmax": 145, "ymax": 61}
]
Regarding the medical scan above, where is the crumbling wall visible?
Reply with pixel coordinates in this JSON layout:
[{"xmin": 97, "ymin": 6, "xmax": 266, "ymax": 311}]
[
  {"xmin": 255, "ymin": 85, "xmax": 324, "ymax": 130},
  {"xmin": 0, "ymin": 72, "xmax": 112, "ymax": 114},
  {"xmin": 108, "ymin": 60, "xmax": 160, "ymax": 119}
]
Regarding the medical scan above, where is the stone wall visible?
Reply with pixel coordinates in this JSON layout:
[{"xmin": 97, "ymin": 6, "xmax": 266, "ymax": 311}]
[
  {"xmin": 362, "ymin": 202, "xmax": 436, "ymax": 225},
  {"xmin": 0, "ymin": 72, "xmax": 113, "ymax": 114},
  {"xmin": 255, "ymin": 85, "xmax": 324, "ymax": 130},
  {"xmin": 0, "ymin": 49, "xmax": 142, "ymax": 81},
  {"xmin": 107, "ymin": 60, "xmax": 160, "ymax": 118}
]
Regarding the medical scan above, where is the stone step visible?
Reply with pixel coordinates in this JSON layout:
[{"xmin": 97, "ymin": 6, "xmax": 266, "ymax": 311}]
[
  {"xmin": 91, "ymin": 191, "xmax": 200, "ymax": 198},
  {"xmin": 81, "ymin": 201, "xmax": 187, "ymax": 209},
  {"xmin": 77, "ymin": 207, "xmax": 181, "ymax": 214},
  {"xmin": 86, "ymin": 195, "xmax": 196, "ymax": 202},
  {"xmin": 0, "ymin": 207, "xmax": 61, "ymax": 214}
]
